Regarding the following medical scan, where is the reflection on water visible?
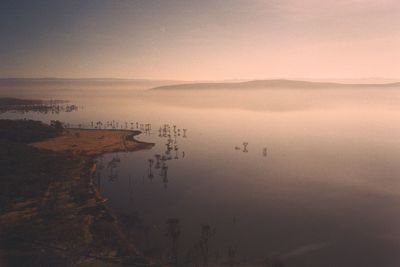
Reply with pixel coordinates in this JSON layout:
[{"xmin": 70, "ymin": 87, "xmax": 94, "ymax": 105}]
[
  {"xmin": 2, "ymin": 86, "xmax": 400, "ymax": 266},
  {"xmin": 97, "ymin": 123, "xmax": 187, "ymax": 191}
]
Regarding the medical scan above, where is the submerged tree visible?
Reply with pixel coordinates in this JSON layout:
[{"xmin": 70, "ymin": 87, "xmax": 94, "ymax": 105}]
[
  {"xmin": 166, "ymin": 218, "xmax": 181, "ymax": 266},
  {"xmin": 200, "ymin": 224, "xmax": 212, "ymax": 266},
  {"xmin": 242, "ymin": 142, "xmax": 249, "ymax": 153}
]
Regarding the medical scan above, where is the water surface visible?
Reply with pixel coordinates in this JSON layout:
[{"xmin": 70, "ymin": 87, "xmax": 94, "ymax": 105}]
[{"xmin": 2, "ymin": 86, "xmax": 400, "ymax": 266}]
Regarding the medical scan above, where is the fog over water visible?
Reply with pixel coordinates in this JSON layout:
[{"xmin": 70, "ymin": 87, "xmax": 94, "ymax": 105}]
[
  {"xmin": 2, "ymin": 83, "xmax": 400, "ymax": 266},
  {"xmin": 2, "ymin": 0, "xmax": 400, "ymax": 265}
]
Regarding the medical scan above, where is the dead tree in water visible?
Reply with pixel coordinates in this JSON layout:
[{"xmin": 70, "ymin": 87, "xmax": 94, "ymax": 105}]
[
  {"xmin": 147, "ymin": 159, "xmax": 154, "ymax": 182},
  {"xmin": 263, "ymin": 147, "xmax": 267, "ymax": 157},
  {"xmin": 200, "ymin": 224, "xmax": 212, "ymax": 267},
  {"xmin": 243, "ymin": 142, "xmax": 248, "ymax": 153},
  {"xmin": 166, "ymin": 218, "xmax": 181, "ymax": 266},
  {"xmin": 161, "ymin": 165, "xmax": 168, "ymax": 188},
  {"xmin": 228, "ymin": 247, "xmax": 237, "ymax": 267},
  {"xmin": 154, "ymin": 154, "xmax": 161, "ymax": 169}
]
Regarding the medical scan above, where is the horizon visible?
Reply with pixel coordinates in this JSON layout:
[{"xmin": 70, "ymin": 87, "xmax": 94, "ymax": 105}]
[{"xmin": 1, "ymin": 76, "xmax": 400, "ymax": 84}]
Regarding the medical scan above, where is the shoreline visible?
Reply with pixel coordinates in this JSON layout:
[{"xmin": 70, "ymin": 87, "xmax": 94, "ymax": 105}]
[
  {"xmin": 1, "ymin": 126, "xmax": 157, "ymax": 266},
  {"xmin": 36, "ymin": 128, "xmax": 156, "ymax": 264},
  {"xmin": 31, "ymin": 128, "xmax": 154, "ymax": 156}
]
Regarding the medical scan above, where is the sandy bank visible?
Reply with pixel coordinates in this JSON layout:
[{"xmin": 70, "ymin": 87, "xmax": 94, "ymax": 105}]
[{"xmin": 31, "ymin": 128, "xmax": 154, "ymax": 156}]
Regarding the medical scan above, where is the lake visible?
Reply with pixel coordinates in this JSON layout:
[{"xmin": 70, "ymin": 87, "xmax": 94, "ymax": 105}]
[{"xmin": 2, "ymin": 85, "xmax": 400, "ymax": 266}]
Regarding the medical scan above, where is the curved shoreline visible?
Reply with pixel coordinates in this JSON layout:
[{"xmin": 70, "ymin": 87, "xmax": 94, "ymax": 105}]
[
  {"xmin": 51, "ymin": 128, "xmax": 155, "ymax": 264},
  {"xmin": 31, "ymin": 128, "xmax": 155, "ymax": 156},
  {"xmin": 84, "ymin": 129, "xmax": 156, "ymax": 264},
  {"xmin": 3, "ymin": 127, "xmax": 157, "ymax": 266}
]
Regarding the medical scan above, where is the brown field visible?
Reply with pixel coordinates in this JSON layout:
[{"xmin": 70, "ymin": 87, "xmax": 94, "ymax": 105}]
[{"xmin": 31, "ymin": 128, "xmax": 154, "ymax": 156}]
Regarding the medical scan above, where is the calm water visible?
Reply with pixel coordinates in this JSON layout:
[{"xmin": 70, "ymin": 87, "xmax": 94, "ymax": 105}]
[{"xmin": 2, "ymin": 86, "xmax": 400, "ymax": 266}]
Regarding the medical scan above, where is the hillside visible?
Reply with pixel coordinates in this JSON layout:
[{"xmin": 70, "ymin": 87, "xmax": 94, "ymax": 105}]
[{"xmin": 150, "ymin": 79, "xmax": 400, "ymax": 91}]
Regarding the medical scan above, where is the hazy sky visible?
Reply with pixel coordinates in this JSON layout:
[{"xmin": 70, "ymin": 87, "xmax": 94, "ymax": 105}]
[{"xmin": 1, "ymin": 0, "xmax": 399, "ymax": 80}]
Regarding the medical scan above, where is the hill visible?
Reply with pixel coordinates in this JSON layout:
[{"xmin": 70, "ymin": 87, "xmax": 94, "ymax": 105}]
[{"xmin": 150, "ymin": 79, "xmax": 400, "ymax": 91}]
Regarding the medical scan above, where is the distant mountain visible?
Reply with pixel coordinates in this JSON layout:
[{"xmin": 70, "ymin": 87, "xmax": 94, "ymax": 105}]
[{"xmin": 150, "ymin": 79, "xmax": 400, "ymax": 91}]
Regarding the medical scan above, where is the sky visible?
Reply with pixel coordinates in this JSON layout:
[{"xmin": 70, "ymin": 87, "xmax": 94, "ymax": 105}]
[{"xmin": 1, "ymin": 0, "xmax": 399, "ymax": 80}]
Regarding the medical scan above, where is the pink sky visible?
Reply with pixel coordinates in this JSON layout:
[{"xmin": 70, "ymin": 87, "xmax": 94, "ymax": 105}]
[{"xmin": 1, "ymin": 0, "xmax": 399, "ymax": 80}]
